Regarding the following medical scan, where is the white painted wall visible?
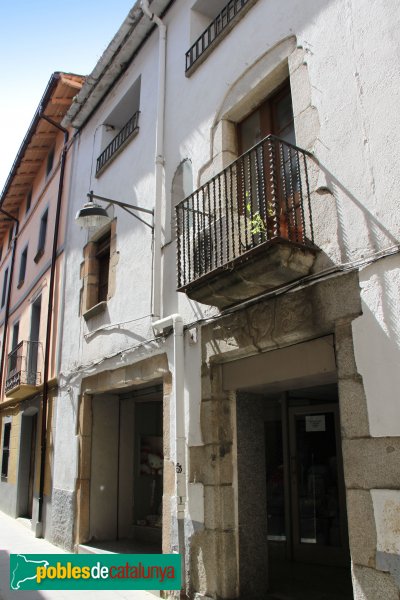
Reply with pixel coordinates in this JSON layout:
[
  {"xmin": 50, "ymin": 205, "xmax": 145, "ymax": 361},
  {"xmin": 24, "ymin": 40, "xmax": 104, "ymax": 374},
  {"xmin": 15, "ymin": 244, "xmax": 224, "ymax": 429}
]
[
  {"xmin": 352, "ymin": 254, "xmax": 400, "ymax": 436},
  {"xmin": 54, "ymin": 0, "xmax": 400, "ymax": 559},
  {"xmin": 59, "ymin": 0, "xmax": 400, "ymax": 385}
]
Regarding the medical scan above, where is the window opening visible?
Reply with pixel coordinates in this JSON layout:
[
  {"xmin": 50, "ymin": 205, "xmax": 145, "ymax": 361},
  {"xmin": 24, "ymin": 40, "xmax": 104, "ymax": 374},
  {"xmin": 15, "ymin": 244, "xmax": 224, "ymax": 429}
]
[
  {"xmin": 186, "ymin": 0, "xmax": 252, "ymax": 73},
  {"xmin": 46, "ymin": 147, "xmax": 55, "ymax": 177},
  {"xmin": 96, "ymin": 77, "xmax": 141, "ymax": 176},
  {"xmin": 1, "ymin": 267, "xmax": 9, "ymax": 308},
  {"xmin": 35, "ymin": 209, "xmax": 48, "ymax": 262},
  {"xmin": 96, "ymin": 231, "xmax": 111, "ymax": 303},
  {"xmin": 18, "ymin": 246, "xmax": 28, "ymax": 287},
  {"xmin": 8, "ymin": 225, "xmax": 14, "ymax": 249},
  {"xmin": 26, "ymin": 190, "xmax": 32, "ymax": 214},
  {"xmin": 1, "ymin": 422, "xmax": 11, "ymax": 479}
]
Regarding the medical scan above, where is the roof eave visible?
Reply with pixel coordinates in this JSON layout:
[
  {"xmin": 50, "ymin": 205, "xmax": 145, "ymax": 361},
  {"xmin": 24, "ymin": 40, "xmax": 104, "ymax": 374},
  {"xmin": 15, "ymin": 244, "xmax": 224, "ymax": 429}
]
[
  {"xmin": 62, "ymin": 0, "xmax": 173, "ymax": 130},
  {"xmin": 0, "ymin": 72, "xmax": 84, "ymax": 212}
]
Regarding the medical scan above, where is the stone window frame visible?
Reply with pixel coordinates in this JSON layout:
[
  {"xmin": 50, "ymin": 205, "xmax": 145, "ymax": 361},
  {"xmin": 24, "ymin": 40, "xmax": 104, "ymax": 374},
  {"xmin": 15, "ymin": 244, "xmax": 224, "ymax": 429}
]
[
  {"xmin": 199, "ymin": 37, "xmax": 318, "ymax": 188},
  {"xmin": 80, "ymin": 218, "xmax": 118, "ymax": 320}
]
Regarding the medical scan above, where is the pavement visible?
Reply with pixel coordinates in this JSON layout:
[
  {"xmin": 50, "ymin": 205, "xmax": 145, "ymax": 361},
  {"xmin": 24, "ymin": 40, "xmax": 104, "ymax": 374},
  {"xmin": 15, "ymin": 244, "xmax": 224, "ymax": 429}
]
[{"xmin": 0, "ymin": 511, "xmax": 160, "ymax": 600}]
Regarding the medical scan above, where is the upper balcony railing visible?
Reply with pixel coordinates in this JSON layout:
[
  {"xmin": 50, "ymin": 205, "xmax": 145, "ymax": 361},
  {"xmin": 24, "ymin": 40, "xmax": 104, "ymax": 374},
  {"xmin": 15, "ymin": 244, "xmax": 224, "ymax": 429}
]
[
  {"xmin": 176, "ymin": 135, "xmax": 314, "ymax": 291},
  {"xmin": 186, "ymin": 0, "xmax": 251, "ymax": 73},
  {"xmin": 5, "ymin": 340, "xmax": 42, "ymax": 394},
  {"xmin": 96, "ymin": 111, "xmax": 140, "ymax": 176}
]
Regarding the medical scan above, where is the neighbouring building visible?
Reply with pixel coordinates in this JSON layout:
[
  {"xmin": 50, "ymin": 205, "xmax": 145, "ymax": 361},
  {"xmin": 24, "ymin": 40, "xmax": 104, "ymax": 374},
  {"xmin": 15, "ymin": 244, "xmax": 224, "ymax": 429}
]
[
  {"xmin": 0, "ymin": 72, "xmax": 84, "ymax": 538},
  {"xmin": 7, "ymin": 1, "xmax": 399, "ymax": 599}
]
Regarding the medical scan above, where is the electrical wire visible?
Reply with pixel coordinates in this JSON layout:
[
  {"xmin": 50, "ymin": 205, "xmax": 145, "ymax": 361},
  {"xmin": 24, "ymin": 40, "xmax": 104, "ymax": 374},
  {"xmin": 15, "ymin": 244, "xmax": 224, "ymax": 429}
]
[
  {"xmin": 183, "ymin": 242, "xmax": 400, "ymax": 329},
  {"xmin": 61, "ymin": 242, "xmax": 400, "ymax": 382},
  {"xmin": 84, "ymin": 314, "xmax": 153, "ymax": 339}
]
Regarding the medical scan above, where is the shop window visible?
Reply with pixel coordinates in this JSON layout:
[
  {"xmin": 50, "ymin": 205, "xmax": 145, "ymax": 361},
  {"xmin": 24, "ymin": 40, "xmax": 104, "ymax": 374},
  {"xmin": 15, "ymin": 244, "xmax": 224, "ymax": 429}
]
[{"xmin": 1, "ymin": 422, "xmax": 11, "ymax": 479}]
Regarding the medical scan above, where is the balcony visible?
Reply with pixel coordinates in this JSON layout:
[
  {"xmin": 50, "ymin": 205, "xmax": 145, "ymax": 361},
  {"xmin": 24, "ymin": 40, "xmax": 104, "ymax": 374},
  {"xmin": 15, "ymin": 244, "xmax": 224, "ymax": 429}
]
[
  {"xmin": 5, "ymin": 341, "xmax": 42, "ymax": 399},
  {"xmin": 96, "ymin": 111, "xmax": 140, "ymax": 176},
  {"xmin": 176, "ymin": 135, "xmax": 318, "ymax": 309},
  {"xmin": 186, "ymin": 0, "xmax": 255, "ymax": 75}
]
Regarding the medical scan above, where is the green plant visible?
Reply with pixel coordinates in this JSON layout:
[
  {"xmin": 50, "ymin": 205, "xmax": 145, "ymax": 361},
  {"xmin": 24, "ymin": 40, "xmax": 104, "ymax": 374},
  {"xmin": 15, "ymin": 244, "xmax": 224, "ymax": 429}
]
[
  {"xmin": 245, "ymin": 191, "xmax": 277, "ymax": 241},
  {"xmin": 246, "ymin": 202, "xmax": 267, "ymax": 236}
]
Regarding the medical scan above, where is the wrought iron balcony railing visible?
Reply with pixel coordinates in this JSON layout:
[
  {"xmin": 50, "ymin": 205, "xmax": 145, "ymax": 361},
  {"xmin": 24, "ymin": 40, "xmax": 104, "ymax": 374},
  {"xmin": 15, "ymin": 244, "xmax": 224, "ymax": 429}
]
[
  {"xmin": 176, "ymin": 135, "xmax": 314, "ymax": 290},
  {"xmin": 96, "ymin": 111, "xmax": 140, "ymax": 175},
  {"xmin": 186, "ymin": 0, "xmax": 251, "ymax": 73},
  {"xmin": 5, "ymin": 340, "xmax": 42, "ymax": 394}
]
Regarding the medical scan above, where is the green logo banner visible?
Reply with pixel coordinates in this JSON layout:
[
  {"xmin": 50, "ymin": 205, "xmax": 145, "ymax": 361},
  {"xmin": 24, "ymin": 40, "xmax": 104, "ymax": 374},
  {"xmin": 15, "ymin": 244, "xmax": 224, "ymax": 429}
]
[{"xmin": 10, "ymin": 553, "xmax": 181, "ymax": 590}]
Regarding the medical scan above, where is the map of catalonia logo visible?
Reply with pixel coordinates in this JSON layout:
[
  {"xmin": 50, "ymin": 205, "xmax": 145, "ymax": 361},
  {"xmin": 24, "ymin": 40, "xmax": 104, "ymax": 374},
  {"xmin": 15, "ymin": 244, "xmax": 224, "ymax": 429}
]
[
  {"xmin": 10, "ymin": 552, "xmax": 181, "ymax": 590},
  {"xmin": 11, "ymin": 554, "xmax": 50, "ymax": 590}
]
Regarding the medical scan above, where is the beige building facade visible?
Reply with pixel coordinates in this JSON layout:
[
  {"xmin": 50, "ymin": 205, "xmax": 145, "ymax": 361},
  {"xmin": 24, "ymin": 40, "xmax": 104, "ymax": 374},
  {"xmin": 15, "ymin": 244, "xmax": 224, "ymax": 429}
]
[{"xmin": 0, "ymin": 73, "xmax": 83, "ymax": 538}]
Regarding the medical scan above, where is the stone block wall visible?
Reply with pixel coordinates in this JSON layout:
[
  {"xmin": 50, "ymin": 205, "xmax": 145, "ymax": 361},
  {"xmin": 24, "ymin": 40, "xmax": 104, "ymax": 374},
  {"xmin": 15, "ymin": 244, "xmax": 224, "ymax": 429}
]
[{"xmin": 187, "ymin": 270, "xmax": 400, "ymax": 599}]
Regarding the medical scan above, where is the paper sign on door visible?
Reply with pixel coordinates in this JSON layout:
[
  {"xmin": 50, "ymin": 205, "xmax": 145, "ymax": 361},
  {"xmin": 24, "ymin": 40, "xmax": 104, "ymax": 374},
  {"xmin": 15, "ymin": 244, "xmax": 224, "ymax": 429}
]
[{"xmin": 305, "ymin": 414, "xmax": 326, "ymax": 432}]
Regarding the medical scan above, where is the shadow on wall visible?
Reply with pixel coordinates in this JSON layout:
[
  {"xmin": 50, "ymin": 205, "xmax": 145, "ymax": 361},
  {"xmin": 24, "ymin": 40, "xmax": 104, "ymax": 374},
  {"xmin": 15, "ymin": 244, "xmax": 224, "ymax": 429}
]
[
  {"xmin": 352, "ymin": 253, "xmax": 400, "ymax": 436},
  {"xmin": 316, "ymin": 162, "xmax": 399, "ymax": 264}
]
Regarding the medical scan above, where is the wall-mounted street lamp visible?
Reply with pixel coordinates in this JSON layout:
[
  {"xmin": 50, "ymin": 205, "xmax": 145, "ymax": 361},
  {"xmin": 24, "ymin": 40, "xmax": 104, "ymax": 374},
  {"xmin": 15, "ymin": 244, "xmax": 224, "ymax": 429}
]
[{"xmin": 75, "ymin": 191, "xmax": 154, "ymax": 230}]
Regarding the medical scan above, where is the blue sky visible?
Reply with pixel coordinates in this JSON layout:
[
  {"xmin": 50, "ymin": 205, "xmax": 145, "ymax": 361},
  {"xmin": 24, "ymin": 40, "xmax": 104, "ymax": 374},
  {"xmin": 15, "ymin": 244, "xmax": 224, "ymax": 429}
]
[{"xmin": 0, "ymin": 0, "xmax": 135, "ymax": 191}]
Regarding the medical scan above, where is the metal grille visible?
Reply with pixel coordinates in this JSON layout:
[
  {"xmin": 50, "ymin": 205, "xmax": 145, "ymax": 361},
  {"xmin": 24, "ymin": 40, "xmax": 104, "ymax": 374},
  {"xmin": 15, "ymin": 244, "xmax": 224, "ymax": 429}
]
[
  {"xmin": 96, "ymin": 111, "xmax": 140, "ymax": 175},
  {"xmin": 185, "ymin": 0, "xmax": 250, "ymax": 72},
  {"xmin": 5, "ymin": 340, "xmax": 42, "ymax": 393},
  {"xmin": 176, "ymin": 135, "xmax": 314, "ymax": 290}
]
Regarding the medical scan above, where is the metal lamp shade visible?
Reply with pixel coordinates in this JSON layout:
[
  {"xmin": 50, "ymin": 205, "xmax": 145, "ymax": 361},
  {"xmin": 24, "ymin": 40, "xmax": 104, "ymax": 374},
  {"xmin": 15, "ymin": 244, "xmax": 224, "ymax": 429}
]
[{"xmin": 75, "ymin": 202, "xmax": 111, "ymax": 229}]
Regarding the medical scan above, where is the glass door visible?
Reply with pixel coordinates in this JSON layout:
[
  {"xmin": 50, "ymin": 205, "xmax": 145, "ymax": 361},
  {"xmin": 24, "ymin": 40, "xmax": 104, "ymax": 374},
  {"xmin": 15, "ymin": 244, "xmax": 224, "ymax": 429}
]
[{"xmin": 288, "ymin": 404, "xmax": 349, "ymax": 566}]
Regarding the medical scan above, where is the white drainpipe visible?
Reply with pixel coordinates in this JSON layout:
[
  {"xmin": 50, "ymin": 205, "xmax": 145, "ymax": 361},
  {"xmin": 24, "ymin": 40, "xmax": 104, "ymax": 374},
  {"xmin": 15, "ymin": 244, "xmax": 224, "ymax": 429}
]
[
  {"xmin": 142, "ymin": 4, "xmax": 187, "ymax": 584},
  {"xmin": 141, "ymin": 0, "xmax": 166, "ymax": 321}
]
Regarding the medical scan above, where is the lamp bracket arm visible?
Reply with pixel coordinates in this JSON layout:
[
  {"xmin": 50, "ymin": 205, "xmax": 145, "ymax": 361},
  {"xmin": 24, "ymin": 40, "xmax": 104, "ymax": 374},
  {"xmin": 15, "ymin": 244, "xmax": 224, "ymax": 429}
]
[
  {"xmin": 120, "ymin": 205, "xmax": 154, "ymax": 230},
  {"xmin": 88, "ymin": 192, "xmax": 154, "ymax": 216}
]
